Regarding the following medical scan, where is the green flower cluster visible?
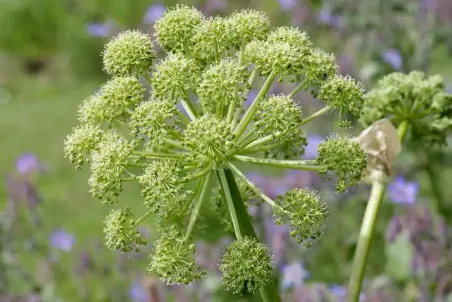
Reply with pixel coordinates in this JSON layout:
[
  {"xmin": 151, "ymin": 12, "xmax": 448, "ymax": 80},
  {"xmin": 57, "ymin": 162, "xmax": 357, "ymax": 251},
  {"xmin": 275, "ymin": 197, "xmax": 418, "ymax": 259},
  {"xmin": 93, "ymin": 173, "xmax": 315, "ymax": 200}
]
[
  {"xmin": 63, "ymin": 5, "xmax": 368, "ymax": 298},
  {"xmin": 361, "ymin": 71, "xmax": 452, "ymax": 145}
]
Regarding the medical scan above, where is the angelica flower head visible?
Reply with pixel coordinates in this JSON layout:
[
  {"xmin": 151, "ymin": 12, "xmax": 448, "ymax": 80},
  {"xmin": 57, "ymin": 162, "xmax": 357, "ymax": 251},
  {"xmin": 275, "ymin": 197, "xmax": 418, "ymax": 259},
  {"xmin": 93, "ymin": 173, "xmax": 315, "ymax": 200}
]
[
  {"xmin": 64, "ymin": 6, "xmax": 369, "ymax": 296},
  {"xmin": 361, "ymin": 71, "xmax": 452, "ymax": 145}
]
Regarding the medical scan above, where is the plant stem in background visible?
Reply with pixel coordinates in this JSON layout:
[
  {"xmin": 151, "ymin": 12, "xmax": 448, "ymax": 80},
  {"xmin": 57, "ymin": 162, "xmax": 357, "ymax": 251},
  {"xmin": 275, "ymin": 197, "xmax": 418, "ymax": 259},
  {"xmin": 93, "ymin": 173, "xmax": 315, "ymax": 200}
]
[
  {"xmin": 217, "ymin": 169, "xmax": 281, "ymax": 302},
  {"xmin": 347, "ymin": 120, "xmax": 408, "ymax": 302}
]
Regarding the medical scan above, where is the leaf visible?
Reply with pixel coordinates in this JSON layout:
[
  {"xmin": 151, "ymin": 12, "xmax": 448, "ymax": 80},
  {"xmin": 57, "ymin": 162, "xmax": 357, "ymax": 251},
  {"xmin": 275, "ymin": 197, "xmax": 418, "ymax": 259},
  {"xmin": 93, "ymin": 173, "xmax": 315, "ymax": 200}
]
[{"xmin": 385, "ymin": 231, "xmax": 414, "ymax": 282}]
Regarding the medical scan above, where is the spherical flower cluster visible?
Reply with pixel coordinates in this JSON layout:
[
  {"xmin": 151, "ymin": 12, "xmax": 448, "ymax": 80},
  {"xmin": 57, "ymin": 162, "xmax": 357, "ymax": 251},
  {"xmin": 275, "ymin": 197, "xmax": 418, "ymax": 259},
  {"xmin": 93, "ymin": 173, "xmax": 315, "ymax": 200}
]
[
  {"xmin": 154, "ymin": 4, "xmax": 204, "ymax": 53},
  {"xmin": 316, "ymin": 134, "xmax": 367, "ymax": 192},
  {"xmin": 64, "ymin": 6, "xmax": 369, "ymax": 298},
  {"xmin": 103, "ymin": 207, "xmax": 147, "ymax": 252},
  {"xmin": 88, "ymin": 132, "xmax": 133, "ymax": 204},
  {"xmin": 198, "ymin": 58, "xmax": 249, "ymax": 110},
  {"xmin": 219, "ymin": 237, "xmax": 274, "ymax": 294},
  {"xmin": 274, "ymin": 188, "xmax": 328, "ymax": 246},
  {"xmin": 138, "ymin": 159, "xmax": 186, "ymax": 212},
  {"xmin": 318, "ymin": 75, "xmax": 365, "ymax": 127},
  {"xmin": 151, "ymin": 53, "xmax": 200, "ymax": 102},
  {"xmin": 147, "ymin": 228, "xmax": 205, "ymax": 284},
  {"xmin": 183, "ymin": 115, "xmax": 235, "ymax": 162},
  {"xmin": 102, "ymin": 30, "xmax": 155, "ymax": 76},
  {"xmin": 361, "ymin": 71, "xmax": 452, "ymax": 145},
  {"xmin": 129, "ymin": 99, "xmax": 177, "ymax": 146},
  {"xmin": 254, "ymin": 94, "xmax": 303, "ymax": 141},
  {"xmin": 64, "ymin": 124, "xmax": 104, "ymax": 170}
]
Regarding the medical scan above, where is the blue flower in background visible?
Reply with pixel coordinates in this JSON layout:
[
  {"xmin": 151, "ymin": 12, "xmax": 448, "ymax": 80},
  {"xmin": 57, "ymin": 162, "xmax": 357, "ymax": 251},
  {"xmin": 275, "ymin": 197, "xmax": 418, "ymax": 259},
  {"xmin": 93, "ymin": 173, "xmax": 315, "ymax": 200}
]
[
  {"xmin": 143, "ymin": 4, "xmax": 166, "ymax": 24},
  {"xmin": 49, "ymin": 229, "xmax": 76, "ymax": 252},
  {"xmin": 245, "ymin": 89, "xmax": 258, "ymax": 108},
  {"xmin": 388, "ymin": 176, "xmax": 419, "ymax": 205},
  {"xmin": 382, "ymin": 48, "xmax": 402, "ymax": 70},
  {"xmin": 278, "ymin": 0, "xmax": 297, "ymax": 11},
  {"xmin": 129, "ymin": 280, "xmax": 150, "ymax": 302},
  {"xmin": 303, "ymin": 135, "xmax": 323, "ymax": 159},
  {"xmin": 281, "ymin": 261, "xmax": 309, "ymax": 290},
  {"xmin": 318, "ymin": 9, "xmax": 341, "ymax": 28},
  {"xmin": 330, "ymin": 284, "xmax": 365, "ymax": 301},
  {"xmin": 16, "ymin": 153, "xmax": 40, "ymax": 175},
  {"xmin": 86, "ymin": 22, "xmax": 112, "ymax": 38}
]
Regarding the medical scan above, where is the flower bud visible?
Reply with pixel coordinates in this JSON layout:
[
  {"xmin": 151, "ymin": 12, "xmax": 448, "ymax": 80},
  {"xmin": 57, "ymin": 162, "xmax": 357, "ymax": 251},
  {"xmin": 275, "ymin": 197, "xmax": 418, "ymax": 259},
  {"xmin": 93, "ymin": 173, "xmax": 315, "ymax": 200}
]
[
  {"xmin": 102, "ymin": 30, "xmax": 155, "ymax": 76},
  {"xmin": 303, "ymin": 49, "xmax": 337, "ymax": 88},
  {"xmin": 77, "ymin": 94, "xmax": 104, "ymax": 125},
  {"xmin": 227, "ymin": 9, "xmax": 270, "ymax": 48},
  {"xmin": 274, "ymin": 188, "xmax": 328, "ymax": 247},
  {"xmin": 219, "ymin": 237, "xmax": 274, "ymax": 294}
]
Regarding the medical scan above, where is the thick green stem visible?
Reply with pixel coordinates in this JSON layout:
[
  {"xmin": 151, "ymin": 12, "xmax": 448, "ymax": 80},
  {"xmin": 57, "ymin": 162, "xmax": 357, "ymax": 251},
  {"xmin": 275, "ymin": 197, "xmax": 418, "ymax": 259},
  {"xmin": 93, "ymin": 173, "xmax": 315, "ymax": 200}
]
[
  {"xmin": 301, "ymin": 106, "xmax": 331, "ymax": 125},
  {"xmin": 185, "ymin": 174, "xmax": 211, "ymax": 241},
  {"xmin": 133, "ymin": 151, "xmax": 185, "ymax": 160},
  {"xmin": 233, "ymin": 155, "xmax": 324, "ymax": 171},
  {"xmin": 217, "ymin": 169, "xmax": 281, "ymax": 302},
  {"xmin": 234, "ymin": 70, "xmax": 277, "ymax": 140},
  {"xmin": 347, "ymin": 120, "xmax": 409, "ymax": 302},
  {"xmin": 227, "ymin": 163, "xmax": 276, "ymax": 208}
]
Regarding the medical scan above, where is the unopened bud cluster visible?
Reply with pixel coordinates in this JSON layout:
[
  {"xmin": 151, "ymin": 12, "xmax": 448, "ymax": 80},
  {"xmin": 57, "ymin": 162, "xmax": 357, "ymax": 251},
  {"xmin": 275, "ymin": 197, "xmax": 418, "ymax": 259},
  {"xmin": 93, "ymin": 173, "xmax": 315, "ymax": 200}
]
[{"xmin": 64, "ymin": 5, "xmax": 368, "ymax": 295}]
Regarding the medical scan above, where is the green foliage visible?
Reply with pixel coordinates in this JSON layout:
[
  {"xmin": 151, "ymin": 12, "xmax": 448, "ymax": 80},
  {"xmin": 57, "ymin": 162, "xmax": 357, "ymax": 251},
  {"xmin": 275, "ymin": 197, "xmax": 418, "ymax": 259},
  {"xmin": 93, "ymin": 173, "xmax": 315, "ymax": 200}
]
[{"xmin": 219, "ymin": 237, "xmax": 274, "ymax": 294}]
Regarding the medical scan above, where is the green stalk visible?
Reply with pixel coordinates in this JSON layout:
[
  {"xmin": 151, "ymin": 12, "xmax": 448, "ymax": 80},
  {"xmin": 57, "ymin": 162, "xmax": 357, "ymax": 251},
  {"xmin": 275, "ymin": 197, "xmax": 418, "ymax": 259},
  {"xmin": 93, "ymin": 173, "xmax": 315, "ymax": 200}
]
[
  {"xmin": 217, "ymin": 169, "xmax": 281, "ymax": 302},
  {"xmin": 301, "ymin": 106, "xmax": 331, "ymax": 125},
  {"xmin": 133, "ymin": 151, "xmax": 185, "ymax": 160},
  {"xmin": 181, "ymin": 99, "xmax": 198, "ymax": 120},
  {"xmin": 347, "ymin": 120, "xmax": 409, "ymax": 302},
  {"xmin": 233, "ymin": 70, "xmax": 277, "ymax": 139},
  {"xmin": 233, "ymin": 155, "xmax": 324, "ymax": 171},
  {"xmin": 185, "ymin": 174, "xmax": 211, "ymax": 241},
  {"xmin": 288, "ymin": 78, "xmax": 308, "ymax": 98}
]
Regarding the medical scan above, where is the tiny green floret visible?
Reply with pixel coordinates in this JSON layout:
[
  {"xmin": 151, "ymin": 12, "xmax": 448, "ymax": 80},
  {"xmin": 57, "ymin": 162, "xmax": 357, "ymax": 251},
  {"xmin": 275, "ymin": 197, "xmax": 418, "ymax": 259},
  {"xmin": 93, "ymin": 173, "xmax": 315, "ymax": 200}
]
[
  {"xmin": 227, "ymin": 9, "xmax": 270, "ymax": 48},
  {"xmin": 152, "ymin": 53, "xmax": 200, "ymax": 103},
  {"xmin": 303, "ymin": 48, "xmax": 338, "ymax": 88},
  {"xmin": 318, "ymin": 74, "xmax": 365, "ymax": 126},
  {"xmin": 99, "ymin": 76, "xmax": 145, "ymax": 123},
  {"xmin": 183, "ymin": 115, "xmax": 235, "ymax": 163},
  {"xmin": 219, "ymin": 237, "xmax": 274, "ymax": 294},
  {"xmin": 198, "ymin": 58, "xmax": 249, "ymax": 111},
  {"xmin": 316, "ymin": 134, "xmax": 367, "ymax": 192},
  {"xmin": 88, "ymin": 132, "xmax": 133, "ymax": 204},
  {"xmin": 274, "ymin": 188, "xmax": 328, "ymax": 247},
  {"xmin": 154, "ymin": 4, "xmax": 204, "ymax": 53},
  {"xmin": 147, "ymin": 228, "xmax": 205, "ymax": 284},
  {"xmin": 77, "ymin": 94, "xmax": 104, "ymax": 125},
  {"xmin": 64, "ymin": 124, "xmax": 104, "ymax": 170},
  {"xmin": 267, "ymin": 26, "xmax": 312, "ymax": 51},
  {"xmin": 102, "ymin": 30, "xmax": 155, "ymax": 76},
  {"xmin": 104, "ymin": 207, "xmax": 148, "ymax": 252},
  {"xmin": 129, "ymin": 99, "xmax": 177, "ymax": 146}
]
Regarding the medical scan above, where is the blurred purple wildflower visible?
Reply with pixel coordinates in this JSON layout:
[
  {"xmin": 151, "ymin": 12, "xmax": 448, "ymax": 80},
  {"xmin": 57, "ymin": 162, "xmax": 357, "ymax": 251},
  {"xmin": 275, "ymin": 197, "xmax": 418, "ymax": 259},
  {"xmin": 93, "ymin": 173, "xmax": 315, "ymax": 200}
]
[
  {"xmin": 86, "ymin": 22, "xmax": 111, "ymax": 38},
  {"xmin": 245, "ymin": 89, "xmax": 258, "ymax": 108},
  {"xmin": 143, "ymin": 4, "xmax": 166, "ymax": 25},
  {"xmin": 204, "ymin": 0, "xmax": 227, "ymax": 15},
  {"xmin": 278, "ymin": 0, "xmax": 297, "ymax": 11},
  {"xmin": 281, "ymin": 261, "xmax": 309, "ymax": 290},
  {"xmin": 303, "ymin": 135, "xmax": 323, "ymax": 159},
  {"xmin": 330, "ymin": 284, "xmax": 365, "ymax": 301},
  {"xmin": 318, "ymin": 9, "xmax": 341, "ymax": 28},
  {"xmin": 49, "ymin": 229, "xmax": 76, "ymax": 252},
  {"xmin": 387, "ymin": 176, "xmax": 419, "ymax": 204},
  {"xmin": 382, "ymin": 48, "xmax": 403, "ymax": 70},
  {"xmin": 16, "ymin": 153, "xmax": 41, "ymax": 175},
  {"xmin": 129, "ymin": 280, "xmax": 150, "ymax": 302}
]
